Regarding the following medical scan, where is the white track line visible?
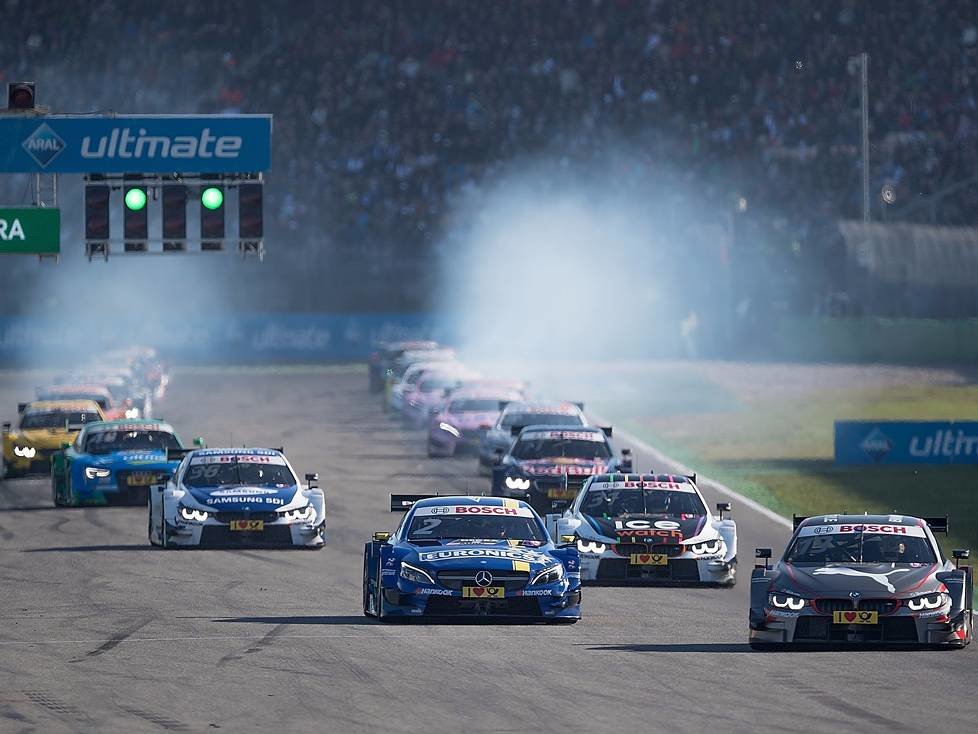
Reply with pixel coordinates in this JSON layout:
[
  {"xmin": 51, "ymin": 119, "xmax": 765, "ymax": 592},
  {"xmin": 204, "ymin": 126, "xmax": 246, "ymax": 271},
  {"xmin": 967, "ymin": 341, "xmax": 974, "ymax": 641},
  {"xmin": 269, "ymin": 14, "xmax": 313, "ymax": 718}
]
[{"xmin": 592, "ymin": 414, "xmax": 792, "ymax": 530}]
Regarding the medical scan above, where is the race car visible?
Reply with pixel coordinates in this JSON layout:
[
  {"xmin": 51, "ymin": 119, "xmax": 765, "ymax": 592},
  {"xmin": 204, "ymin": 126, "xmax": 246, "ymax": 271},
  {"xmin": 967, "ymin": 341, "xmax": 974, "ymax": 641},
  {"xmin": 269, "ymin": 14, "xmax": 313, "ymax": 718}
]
[
  {"xmin": 749, "ymin": 514, "xmax": 972, "ymax": 648},
  {"xmin": 362, "ymin": 494, "xmax": 581, "ymax": 621},
  {"xmin": 477, "ymin": 400, "xmax": 587, "ymax": 475},
  {"xmin": 387, "ymin": 359, "xmax": 468, "ymax": 416},
  {"xmin": 36, "ymin": 383, "xmax": 137, "ymax": 420},
  {"xmin": 427, "ymin": 385, "xmax": 526, "ymax": 457},
  {"xmin": 2, "ymin": 400, "xmax": 105, "ymax": 477},
  {"xmin": 400, "ymin": 367, "xmax": 481, "ymax": 428},
  {"xmin": 549, "ymin": 473, "xmax": 737, "ymax": 585},
  {"xmin": 368, "ymin": 340, "xmax": 439, "ymax": 393},
  {"xmin": 51, "ymin": 419, "xmax": 190, "ymax": 506},
  {"xmin": 384, "ymin": 348, "xmax": 458, "ymax": 412},
  {"xmin": 148, "ymin": 447, "xmax": 325, "ymax": 548},
  {"xmin": 490, "ymin": 425, "xmax": 632, "ymax": 515}
]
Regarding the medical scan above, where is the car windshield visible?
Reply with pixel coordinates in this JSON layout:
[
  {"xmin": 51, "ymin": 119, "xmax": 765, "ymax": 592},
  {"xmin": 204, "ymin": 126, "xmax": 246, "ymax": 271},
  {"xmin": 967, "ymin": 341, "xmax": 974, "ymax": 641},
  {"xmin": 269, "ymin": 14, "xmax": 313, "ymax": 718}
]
[
  {"xmin": 785, "ymin": 531, "xmax": 937, "ymax": 565},
  {"xmin": 512, "ymin": 435, "xmax": 611, "ymax": 460},
  {"xmin": 501, "ymin": 411, "xmax": 582, "ymax": 428},
  {"xmin": 20, "ymin": 410, "xmax": 101, "ymax": 429},
  {"xmin": 419, "ymin": 376, "xmax": 461, "ymax": 392},
  {"xmin": 449, "ymin": 399, "xmax": 500, "ymax": 413},
  {"xmin": 582, "ymin": 487, "xmax": 706, "ymax": 518},
  {"xmin": 407, "ymin": 514, "xmax": 546, "ymax": 541},
  {"xmin": 183, "ymin": 460, "xmax": 296, "ymax": 488},
  {"xmin": 85, "ymin": 429, "xmax": 181, "ymax": 455}
]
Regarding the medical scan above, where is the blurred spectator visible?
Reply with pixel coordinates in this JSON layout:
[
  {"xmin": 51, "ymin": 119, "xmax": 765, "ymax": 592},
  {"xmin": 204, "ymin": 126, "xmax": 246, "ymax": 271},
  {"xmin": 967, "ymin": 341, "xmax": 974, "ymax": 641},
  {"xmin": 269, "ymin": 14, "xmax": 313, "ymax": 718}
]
[{"xmin": 2, "ymin": 0, "xmax": 977, "ymax": 312}]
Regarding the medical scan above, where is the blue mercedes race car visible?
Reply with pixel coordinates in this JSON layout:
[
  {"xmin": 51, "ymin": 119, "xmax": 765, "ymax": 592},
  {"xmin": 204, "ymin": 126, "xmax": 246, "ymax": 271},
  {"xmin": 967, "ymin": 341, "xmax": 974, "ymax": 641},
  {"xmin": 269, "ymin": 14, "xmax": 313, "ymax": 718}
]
[
  {"xmin": 362, "ymin": 495, "xmax": 581, "ymax": 621},
  {"xmin": 51, "ymin": 419, "xmax": 187, "ymax": 506}
]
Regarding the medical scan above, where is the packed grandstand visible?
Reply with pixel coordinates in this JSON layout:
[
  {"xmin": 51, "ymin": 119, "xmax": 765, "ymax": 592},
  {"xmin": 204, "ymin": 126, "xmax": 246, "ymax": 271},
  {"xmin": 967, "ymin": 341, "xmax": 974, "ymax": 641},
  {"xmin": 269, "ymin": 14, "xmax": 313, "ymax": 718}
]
[{"xmin": 2, "ymin": 0, "xmax": 977, "ymax": 313}]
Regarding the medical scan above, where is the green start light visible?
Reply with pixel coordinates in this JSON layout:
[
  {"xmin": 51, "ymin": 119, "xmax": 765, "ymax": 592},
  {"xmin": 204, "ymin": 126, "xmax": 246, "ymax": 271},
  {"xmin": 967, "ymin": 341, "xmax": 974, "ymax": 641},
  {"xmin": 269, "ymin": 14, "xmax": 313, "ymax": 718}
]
[
  {"xmin": 201, "ymin": 187, "xmax": 224, "ymax": 210},
  {"xmin": 124, "ymin": 187, "xmax": 147, "ymax": 211}
]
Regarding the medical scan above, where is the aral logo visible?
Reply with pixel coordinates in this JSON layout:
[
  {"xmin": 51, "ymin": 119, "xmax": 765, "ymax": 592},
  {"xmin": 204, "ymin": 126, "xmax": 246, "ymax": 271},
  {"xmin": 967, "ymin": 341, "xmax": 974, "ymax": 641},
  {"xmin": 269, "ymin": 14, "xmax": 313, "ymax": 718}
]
[
  {"xmin": 22, "ymin": 124, "xmax": 66, "ymax": 168},
  {"xmin": 859, "ymin": 427, "xmax": 892, "ymax": 463}
]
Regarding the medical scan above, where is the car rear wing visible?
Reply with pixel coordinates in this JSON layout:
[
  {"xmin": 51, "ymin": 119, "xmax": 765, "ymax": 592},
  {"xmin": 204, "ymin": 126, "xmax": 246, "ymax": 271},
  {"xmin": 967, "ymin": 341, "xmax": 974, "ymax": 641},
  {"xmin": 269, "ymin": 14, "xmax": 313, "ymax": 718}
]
[
  {"xmin": 17, "ymin": 402, "xmax": 28, "ymax": 414},
  {"xmin": 166, "ymin": 448, "xmax": 196, "ymax": 462},
  {"xmin": 924, "ymin": 516, "xmax": 949, "ymax": 534},
  {"xmin": 793, "ymin": 515, "xmax": 808, "ymax": 530},
  {"xmin": 391, "ymin": 494, "xmax": 440, "ymax": 512}
]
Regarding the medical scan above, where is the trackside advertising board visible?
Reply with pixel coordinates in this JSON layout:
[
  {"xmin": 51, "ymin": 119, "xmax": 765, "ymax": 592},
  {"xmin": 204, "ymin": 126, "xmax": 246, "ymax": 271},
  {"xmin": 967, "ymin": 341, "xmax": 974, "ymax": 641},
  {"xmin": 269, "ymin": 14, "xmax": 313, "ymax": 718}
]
[
  {"xmin": 835, "ymin": 420, "xmax": 978, "ymax": 465},
  {"xmin": 0, "ymin": 115, "xmax": 271, "ymax": 173}
]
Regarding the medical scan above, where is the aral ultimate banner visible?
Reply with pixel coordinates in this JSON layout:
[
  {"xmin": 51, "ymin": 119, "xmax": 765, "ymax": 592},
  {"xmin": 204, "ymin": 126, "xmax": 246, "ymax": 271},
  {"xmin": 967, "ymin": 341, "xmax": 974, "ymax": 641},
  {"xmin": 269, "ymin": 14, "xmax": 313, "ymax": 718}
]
[
  {"xmin": 835, "ymin": 421, "xmax": 978, "ymax": 465},
  {"xmin": 0, "ymin": 115, "xmax": 272, "ymax": 173}
]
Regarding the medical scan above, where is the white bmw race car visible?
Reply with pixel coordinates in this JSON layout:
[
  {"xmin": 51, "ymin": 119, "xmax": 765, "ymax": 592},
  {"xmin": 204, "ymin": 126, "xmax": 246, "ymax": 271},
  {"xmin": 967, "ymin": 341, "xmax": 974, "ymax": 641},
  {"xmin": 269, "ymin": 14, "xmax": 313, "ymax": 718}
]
[
  {"xmin": 547, "ymin": 473, "xmax": 737, "ymax": 585},
  {"xmin": 148, "ymin": 447, "xmax": 325, "ymax": 548}
]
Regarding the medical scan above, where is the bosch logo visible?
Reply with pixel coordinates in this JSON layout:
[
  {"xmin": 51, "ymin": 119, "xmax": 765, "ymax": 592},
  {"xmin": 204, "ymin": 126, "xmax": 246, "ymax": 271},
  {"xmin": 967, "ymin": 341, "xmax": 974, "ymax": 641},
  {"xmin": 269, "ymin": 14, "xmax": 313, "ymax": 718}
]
[{"xmin": 475, "ymin": 571, "xmax": 493, "ymax": 587}]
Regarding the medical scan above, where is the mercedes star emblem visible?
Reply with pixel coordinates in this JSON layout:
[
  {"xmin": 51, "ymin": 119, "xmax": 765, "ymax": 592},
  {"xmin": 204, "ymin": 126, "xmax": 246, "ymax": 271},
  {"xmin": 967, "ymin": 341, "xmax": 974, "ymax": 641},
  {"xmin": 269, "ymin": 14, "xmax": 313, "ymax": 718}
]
[{"xmin": 475, "ymin": 570, "xmax": 493, "ymax": 587}]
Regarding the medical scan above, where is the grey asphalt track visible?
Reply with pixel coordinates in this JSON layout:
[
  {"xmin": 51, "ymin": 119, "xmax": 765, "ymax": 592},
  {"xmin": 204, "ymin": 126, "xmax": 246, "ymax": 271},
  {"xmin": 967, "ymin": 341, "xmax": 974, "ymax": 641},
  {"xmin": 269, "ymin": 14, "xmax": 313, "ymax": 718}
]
[{"xmin": 0, "ymin": 367, "xmax": 974, "ymax": 733}]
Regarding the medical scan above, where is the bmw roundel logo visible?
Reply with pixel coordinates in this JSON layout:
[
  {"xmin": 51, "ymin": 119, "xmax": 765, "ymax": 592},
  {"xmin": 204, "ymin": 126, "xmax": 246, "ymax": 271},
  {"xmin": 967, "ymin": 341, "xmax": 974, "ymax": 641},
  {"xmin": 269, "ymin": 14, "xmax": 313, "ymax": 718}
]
[
  {"xmin": 430, "ymin": 506, "xmax": 451, "ymax": 515},
  {"xmin": 475, "ymin": 570, "xmax": 493, "ymax": 587}
]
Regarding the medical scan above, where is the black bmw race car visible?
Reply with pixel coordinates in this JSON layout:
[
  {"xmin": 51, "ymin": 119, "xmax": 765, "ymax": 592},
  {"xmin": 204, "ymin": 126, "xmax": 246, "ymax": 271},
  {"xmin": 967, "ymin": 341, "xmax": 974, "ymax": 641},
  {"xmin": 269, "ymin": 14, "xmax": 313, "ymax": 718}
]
[{"xmin": 749, "ymin": 514, "xmax": 972, "ymax": 649}]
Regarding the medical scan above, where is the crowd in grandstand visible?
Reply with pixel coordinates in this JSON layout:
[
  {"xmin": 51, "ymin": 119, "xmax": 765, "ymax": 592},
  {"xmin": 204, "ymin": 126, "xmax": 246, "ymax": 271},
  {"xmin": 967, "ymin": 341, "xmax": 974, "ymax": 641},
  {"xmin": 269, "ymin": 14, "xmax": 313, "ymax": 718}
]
[{"xmin": 2, "ymin": 0, "xmax": 977, "ymax": 314}]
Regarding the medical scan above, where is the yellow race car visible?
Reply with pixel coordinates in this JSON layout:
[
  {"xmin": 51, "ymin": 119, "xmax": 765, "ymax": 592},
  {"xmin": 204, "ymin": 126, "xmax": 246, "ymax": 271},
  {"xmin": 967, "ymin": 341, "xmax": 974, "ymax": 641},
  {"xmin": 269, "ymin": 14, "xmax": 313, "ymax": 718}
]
[{"xmin": 2, "ymin": 400, "xmax": 105, "ymax": 478}]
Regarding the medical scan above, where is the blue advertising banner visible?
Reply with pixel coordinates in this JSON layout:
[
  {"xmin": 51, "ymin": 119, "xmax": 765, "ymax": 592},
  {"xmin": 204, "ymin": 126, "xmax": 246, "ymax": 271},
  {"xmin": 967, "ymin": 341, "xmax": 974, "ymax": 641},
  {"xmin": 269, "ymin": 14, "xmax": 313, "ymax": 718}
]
[
  {"xmin": 0, "ymin": 313, "xmax": 453, "ymax": 365},
  {"xmin": 0, "ymin": 115, "xmax": 271, "ymax": 173},
  {"xmin": 835, "ymin": 420, "xmax": 978, "ymax": 465}
]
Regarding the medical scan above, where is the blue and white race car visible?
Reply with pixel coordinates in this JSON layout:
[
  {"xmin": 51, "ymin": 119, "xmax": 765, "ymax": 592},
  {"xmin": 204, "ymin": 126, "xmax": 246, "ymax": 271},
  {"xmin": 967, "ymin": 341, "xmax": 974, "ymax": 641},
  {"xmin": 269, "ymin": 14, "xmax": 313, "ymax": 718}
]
[
  {"xmin": 148, "ymin": 447, "xmax": 325, "ymax": 548},
  {"xmin": 362, "ymin": 495, "xmax": 581, "ymax": 621},
  {"xmin": 51, "ymin": 419, "xmax": 186, "ymax": 506}
]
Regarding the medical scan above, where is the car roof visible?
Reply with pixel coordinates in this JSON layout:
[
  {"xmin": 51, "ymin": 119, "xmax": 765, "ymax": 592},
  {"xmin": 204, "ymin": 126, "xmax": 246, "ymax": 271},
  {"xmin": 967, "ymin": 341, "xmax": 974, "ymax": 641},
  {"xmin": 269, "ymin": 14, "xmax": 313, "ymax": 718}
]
[
  {"xmin": 503, "ymin": 401, "xmax": 581, "ymax": 414},
  {"xmin": 26, "ymin": 399, "xmax": 103, "ymax": 412},
  {"xmin": 84, "ymin": 419, "xmax": 174, "ymax": 432},
  {"xmin": 412, "ymin": 495, "xmax": 532, "ymax": 510},
  {"xmin": 587, "ymin": 473, "xmax": 693, "ymax": 484},
  {"xmin": 797, "ymin": 514, "xmax": 924, "ymax": 528},
  {"xmin": 519, "ymin": 424, "xmax": 602, "ymax": 434},
  {"xmin": 190, "ymin": 447, "xmax": 284, "ymax": 457}
]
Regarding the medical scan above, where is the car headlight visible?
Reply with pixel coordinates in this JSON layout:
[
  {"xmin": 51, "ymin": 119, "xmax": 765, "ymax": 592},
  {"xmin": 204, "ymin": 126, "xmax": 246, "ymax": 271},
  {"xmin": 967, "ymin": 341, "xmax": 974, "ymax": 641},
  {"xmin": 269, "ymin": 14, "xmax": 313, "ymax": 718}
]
[
  {"xmin": 688, "ymin": 538, "xmax": 725, "ymax": 556},
  {"xmin": 769, "ymin": 593, "xmax": 807, "ymax": 610},
  {"xmin": 530, "ymin": 564, "xmax": 565, "ymax": 585},
  {"xmin": 178, "ymin": 506, "xmax": 210, "ymax": 522},
  {"xmin": 282, "ymin": 504, "xmax": 316, "ymax": 522},
  {"xmin": 906, "ymin": 592, "xmax": 948, "ymax": 611},
  {"xmin": 84, "ymin": 467, "xmax": 112, "ymax": 479},
  {"xmin": 124, "ymin": 408, "xmax": 140, "ymax": 419},
  {"xmin": 577, "ymin": 539, "xmax": 607, "ymax": 555},
  {"xmin": 399, "ymin": 561, "xmax": 436, "ymax": 585},
  {"xmin": 505, "ymin": 475, "xmax": 531, "ymax": 491},
  {"xmin": 13, "ymin": 445, "xmax": 36, "ymax": 458},
  {"xmin": 438, "ymin": 422, "xmax": 461, "ymax": 438}
]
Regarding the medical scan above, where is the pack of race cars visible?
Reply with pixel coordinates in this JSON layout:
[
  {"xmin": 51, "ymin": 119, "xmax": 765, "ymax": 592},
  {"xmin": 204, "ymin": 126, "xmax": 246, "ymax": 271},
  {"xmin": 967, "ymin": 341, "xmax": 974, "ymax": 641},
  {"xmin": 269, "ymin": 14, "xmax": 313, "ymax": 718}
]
[{"xmin": 0, "ymin": 339, "xmax": 970, "ymax": 646}]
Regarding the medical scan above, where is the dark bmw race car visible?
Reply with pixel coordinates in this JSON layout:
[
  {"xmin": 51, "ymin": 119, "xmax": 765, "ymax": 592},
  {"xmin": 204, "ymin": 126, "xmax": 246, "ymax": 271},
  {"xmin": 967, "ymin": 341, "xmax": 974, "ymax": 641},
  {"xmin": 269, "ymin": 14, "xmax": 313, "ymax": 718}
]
[
  {"xmin": 749, "ymin": 514, "xmax": 972, "ymax": 649},
  {"xmin": 362, "ymin": 495, "xmax": 581, "ymax": 622},
  {"xmin": 491, "ymin": 425, "xmax": 632, "ymax": 515}
]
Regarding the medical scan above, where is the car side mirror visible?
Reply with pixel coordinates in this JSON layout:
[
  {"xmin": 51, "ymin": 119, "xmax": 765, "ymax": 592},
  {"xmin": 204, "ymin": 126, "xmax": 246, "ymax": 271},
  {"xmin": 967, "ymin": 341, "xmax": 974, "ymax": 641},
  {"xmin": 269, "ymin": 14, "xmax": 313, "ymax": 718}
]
[
  {"xmin": 305, "ymin": 472, "xmax": 319, "ymax": 489},
  {"xmin": 716, "ymin": 502, "xmax": 731, "ymax": 519},
  {"xmin": 558, "ymin": 534, "xmax": 576, "ymax": 547},
  {"xmin": 193, "ymin": 437, "xmax": 205, "ymax": 447},
  {"xmin": 953, "ymin": 548, "xmax": 970, "ymax": 568},
  {"xmin": 373, "ymin": 531, "xmax": 391, "ymax": 542},
  {"xmin": 755, "ymin": 547, "xmax": 772, "ymax": 569},
  {"xmin": 61, "ymin": 442, "xmax": 71, "ymax": 450}
]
